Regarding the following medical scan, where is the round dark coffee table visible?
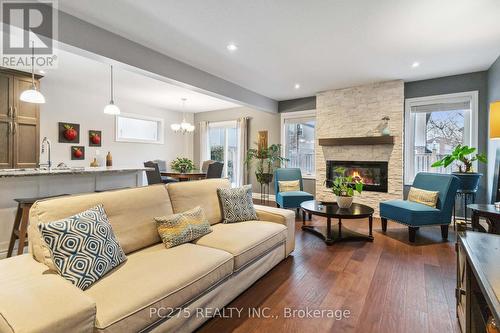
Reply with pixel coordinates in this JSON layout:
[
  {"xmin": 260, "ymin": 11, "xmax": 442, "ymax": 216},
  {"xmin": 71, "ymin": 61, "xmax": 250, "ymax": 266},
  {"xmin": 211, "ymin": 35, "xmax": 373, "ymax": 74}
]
[{"xmin": 300, "ymin": 200, "xmax": 374, "ymax": 245}]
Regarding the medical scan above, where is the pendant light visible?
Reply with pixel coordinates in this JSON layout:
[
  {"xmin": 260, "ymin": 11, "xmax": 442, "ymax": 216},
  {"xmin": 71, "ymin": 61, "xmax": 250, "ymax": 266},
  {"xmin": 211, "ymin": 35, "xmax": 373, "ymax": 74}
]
[
  {"xmin": 20, "ymin": 41, "xmax": 46, "ymax": 104},
  {"xmin": 171, "ymin": 98, "xmax": 195, "ymax": 133},
  {"xmin": 103, "ymin": 65, "xmax": 120, "ymax": 115}
]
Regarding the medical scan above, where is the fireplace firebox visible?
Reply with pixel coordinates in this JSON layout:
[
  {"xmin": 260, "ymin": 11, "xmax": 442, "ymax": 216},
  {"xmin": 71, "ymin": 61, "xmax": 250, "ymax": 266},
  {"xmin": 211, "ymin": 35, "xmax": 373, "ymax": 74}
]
[{"xmin": 326, "ymin": 161, "xmax": 388, "ymax": 193}]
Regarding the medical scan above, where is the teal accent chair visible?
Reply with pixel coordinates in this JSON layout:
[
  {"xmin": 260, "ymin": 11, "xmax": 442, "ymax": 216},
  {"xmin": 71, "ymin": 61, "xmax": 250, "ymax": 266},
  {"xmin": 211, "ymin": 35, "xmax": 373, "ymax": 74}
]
[
  {"xmin": 274, "ymin": 168, "xmax": 314, "ymax": 216},
  {"xmin": 379, "ymin": 173, "xmax": 459, "ymax": 243}
]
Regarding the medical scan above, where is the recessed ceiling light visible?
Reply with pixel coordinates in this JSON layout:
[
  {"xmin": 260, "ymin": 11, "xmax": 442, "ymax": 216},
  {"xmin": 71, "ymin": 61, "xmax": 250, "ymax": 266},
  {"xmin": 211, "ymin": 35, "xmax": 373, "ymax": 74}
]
[
  {"xmin": 226, "ymin": 43, "xmax": 238, "ymax": 52},
  {"xmin": 294, "ymin": 83, "xmax": 301, "ymax": 89},
  {"xmin": 412, "ymin": 62, "xmax": 420, "ymax": 68}
]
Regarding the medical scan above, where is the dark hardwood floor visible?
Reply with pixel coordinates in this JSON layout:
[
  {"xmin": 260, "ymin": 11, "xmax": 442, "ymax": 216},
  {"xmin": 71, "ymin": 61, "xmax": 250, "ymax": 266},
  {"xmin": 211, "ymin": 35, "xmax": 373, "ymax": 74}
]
[{"xmin": 197, "ymin": 207, "xmax": 459, "ymax": 333}]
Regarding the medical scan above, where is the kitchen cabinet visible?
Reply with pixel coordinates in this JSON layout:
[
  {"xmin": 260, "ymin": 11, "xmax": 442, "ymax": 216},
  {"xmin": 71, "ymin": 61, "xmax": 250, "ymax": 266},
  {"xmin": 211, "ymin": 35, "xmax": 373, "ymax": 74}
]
[{"xmin": 0, "ymin": 68, "xmax": 41, "ymax": 169}]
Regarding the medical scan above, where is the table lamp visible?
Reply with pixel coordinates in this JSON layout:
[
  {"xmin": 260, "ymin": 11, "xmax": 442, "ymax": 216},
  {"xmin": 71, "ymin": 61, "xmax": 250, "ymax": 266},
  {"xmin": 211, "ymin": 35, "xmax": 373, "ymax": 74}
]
[{"xmin": 491, "ymin": 101, "xmax": 500, "ymax": 139}]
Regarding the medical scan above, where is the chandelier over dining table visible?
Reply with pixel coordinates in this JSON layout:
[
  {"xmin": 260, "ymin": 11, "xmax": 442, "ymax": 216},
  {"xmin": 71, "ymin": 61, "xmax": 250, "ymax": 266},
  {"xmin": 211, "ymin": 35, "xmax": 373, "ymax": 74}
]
[{"xmin": 171, "ymin": 98, "xmax": 195, "ymax": 133}]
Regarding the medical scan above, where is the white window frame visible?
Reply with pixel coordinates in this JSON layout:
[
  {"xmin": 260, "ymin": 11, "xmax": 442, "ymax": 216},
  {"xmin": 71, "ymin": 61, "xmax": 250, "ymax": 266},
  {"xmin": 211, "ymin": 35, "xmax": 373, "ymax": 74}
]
[
  {"xmin": 404, "ymin": 91, "xmax": 478, "ymax": 185},
  {"xmin": 115, "ymin": 113, "xmax": 165, "ymax": 144},
  {"xmin": 208, "ymin": 120, "xmax": 238, "ymax": 180},
  {"xmin": 280, "ymin": 109, "xmax": 316, "ymax": 179}
]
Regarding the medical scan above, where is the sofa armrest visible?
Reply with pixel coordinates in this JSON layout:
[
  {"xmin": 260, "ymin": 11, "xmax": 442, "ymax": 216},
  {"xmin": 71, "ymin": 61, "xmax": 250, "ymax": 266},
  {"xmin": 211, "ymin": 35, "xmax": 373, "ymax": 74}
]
[
  {"xmin": 254, "ymin": 204, "xmax": 295, "ymax": 256},
  {"xmin": 0, "ymin": 255, "xmax": 96, "ymax": 333}
]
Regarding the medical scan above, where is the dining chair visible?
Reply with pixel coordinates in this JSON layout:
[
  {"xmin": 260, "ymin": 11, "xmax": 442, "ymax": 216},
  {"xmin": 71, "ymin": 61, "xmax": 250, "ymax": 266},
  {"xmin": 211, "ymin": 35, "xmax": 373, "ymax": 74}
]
[
  {"xmin": 201, "ymin": 160, "xmax": 215, "ymax": 173},
  {"xmin": 144, "ymin": 161, "xmax": 178, "ymax": 184},
  {"xmin": 206, "ymin": 162, "xmax": 224, "ymax": 178}
]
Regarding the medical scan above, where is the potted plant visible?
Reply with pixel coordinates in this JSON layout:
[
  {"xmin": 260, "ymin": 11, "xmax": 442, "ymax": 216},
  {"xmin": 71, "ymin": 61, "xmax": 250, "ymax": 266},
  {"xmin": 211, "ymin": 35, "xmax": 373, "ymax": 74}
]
[
  {"xmin": 170, "ymin": 157, "xmax": 195, "ymax": 173},
  {"xmin": 330, "ymin": 167, "xmax": 363, "ymax": 208},
  {"xmin": 431, "ymin": 144, "xmax": 487, "ymax": 191},
  {"xmin": 245, "ymin": 144, "xmax": 288, "ymax": 185}
]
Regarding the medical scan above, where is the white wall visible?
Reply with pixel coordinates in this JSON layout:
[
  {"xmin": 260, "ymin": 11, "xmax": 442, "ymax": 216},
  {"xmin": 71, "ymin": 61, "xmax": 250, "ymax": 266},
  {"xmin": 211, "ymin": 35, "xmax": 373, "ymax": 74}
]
[{"xmin": 39, "ymin": 76, "xmax": 193, "ymax": 169}]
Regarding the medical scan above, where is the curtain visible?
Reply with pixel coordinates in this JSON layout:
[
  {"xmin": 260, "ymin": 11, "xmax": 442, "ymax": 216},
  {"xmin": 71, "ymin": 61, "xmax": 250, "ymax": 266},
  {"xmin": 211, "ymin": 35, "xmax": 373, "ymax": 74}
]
[
  {"xmin": 199, "ymin": 121, "xmax": 209, "ymax": 164},
  {"xmin": 236, "ymin": 117, "xmax": 248, "ymax": 187}
]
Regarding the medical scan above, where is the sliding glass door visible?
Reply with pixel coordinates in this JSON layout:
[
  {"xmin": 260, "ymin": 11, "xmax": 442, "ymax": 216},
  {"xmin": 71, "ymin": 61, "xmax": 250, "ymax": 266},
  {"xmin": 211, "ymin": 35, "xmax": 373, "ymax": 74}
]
[{"xmin": 208, "ymin": 121, "xmax": 238, "ymax": 185}]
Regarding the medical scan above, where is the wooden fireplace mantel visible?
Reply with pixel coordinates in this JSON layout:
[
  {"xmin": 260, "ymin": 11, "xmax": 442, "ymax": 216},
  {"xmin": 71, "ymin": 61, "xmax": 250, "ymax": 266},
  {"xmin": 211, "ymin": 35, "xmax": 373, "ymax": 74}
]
[{"xmin": 318, "ymin": 136, "xmax": 395, "ymax": 146}]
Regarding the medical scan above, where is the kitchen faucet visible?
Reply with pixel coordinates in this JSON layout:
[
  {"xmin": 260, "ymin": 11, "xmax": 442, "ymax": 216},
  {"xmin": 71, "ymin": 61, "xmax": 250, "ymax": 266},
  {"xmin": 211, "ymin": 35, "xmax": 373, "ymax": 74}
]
[{"xmin": 41, "ymin": 137, "xmax": 52, "ymax": 169}]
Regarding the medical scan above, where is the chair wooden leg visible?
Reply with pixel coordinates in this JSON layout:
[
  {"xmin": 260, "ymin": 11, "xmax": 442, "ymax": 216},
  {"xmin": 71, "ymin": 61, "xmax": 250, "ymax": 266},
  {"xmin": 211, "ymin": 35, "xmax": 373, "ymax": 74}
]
[
  {"xmin": 302, "ymin": 210, "xmax": 306, "ymax": 225},
  {"xmin": 16, "ymin": 204, "xmax": 30, "ymax": 255},
  {"xmin": 440, "ymin": 225, "xmax": 449, "ymax": 241},
  {"xmin": 7, "ymin": 204, "xmax": 22, "ymax": 258},
  {"xmin": 381, "ymin": 218, "xmax": 388, "ymax": 232},
  {"xmin": 308, "ymin": 212, "xmax": 312, "ymax": 220},
  {"xmin": 408, "ymin": 227, "xmax": 417, "ymax": 243}
]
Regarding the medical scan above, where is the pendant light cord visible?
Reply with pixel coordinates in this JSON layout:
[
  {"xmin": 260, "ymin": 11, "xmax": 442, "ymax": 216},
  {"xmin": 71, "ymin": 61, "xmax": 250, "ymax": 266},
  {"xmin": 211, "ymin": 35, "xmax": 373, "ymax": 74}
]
[
  {"xmin": 110, "ymin": 65, "xmax": 114, "ymax": 103},
  {"xmin": 31, "ymin": 41, "xmax": 35, "ymax": 88}
]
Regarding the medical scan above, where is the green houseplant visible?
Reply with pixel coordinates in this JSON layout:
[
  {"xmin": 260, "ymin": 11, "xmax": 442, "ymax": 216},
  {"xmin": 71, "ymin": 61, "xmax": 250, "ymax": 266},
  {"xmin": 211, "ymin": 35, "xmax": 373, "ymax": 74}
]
[
  {"xmin": 245, "ymin": 144, "xmax": 288, "ymax": 185},
  {"xmin": 330, "ymin": 167, "xmax": 363, "ymax": 208},
  {"xmin": 431, "ymin": 144, "xmax": 487, "ymax": 191},
  {"xmin": 170, "ymin": 157, "xmax": 195, "ymax": 173}
]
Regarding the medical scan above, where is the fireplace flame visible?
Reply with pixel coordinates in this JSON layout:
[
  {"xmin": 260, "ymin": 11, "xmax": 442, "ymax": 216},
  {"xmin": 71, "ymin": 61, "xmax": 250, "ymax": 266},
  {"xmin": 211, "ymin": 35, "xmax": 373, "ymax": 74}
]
[{"xmin": 351, "ymin": 171, "xmax": 363, "ymax": 182}]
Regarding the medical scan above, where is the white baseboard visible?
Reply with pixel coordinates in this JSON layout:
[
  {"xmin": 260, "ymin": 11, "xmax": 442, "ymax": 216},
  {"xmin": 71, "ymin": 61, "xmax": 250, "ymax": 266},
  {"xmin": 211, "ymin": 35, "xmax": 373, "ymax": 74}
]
[{"xmin": 252, "ymin": 193, "xmax": 276, "ymax": 202}]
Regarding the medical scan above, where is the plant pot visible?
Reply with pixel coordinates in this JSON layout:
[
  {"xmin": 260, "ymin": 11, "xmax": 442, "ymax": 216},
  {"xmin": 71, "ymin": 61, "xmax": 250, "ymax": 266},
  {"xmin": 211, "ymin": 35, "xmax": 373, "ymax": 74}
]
[
  {"xmin": 179, "ymin": 165, "xmax": 187, "ymax": 173},
  {"xmin": 452, "ymin": 172, "xmax": 483, "ymax": 192},
  {"xmin": 256, "ymin": 172, "xmax": 273, "ymax": 184},
  {"xmin": 336, "ymin": 195, "xmax": 353, "ymax": 209}
]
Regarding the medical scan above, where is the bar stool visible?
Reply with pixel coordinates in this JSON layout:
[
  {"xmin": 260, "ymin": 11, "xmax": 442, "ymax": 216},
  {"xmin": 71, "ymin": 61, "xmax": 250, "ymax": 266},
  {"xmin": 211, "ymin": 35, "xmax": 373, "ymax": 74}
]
[{"xmin": 7, "ymin": 194, "xmax": 68, "ymax": 257}]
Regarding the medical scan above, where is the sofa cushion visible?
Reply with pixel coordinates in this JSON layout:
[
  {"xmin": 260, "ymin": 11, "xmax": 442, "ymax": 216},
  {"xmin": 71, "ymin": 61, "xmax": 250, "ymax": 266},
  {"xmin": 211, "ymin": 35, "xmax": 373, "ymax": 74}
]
[
  {"xmin": 29, "ymin": 185, "xmax": 172, "ymax": 270},
  {"xmin": 39, "ymin": 204, "xmax": 127, "ymax": 290},
  {"xmin": 167, "ymin": 178, "xmax": 230, "ymax": 225},
  {"xmin": 380, "ymin": 199, "xmax": 442, "ymax": 226},
  {"xmin": 155, "ymin": 206, "xmax": 212, "ymax": 249},
  {"xmin": 193, "ymin": 221, "xmax": 287, "ymax": 270},
  {"xmin": 217, "ymin": 185, "xmax": 258, "ymax": 223},
  {"xmin": 276, "ymin": 191, "xmax": 314, "ymax": 208},
  {"xmin": 84, "ymin": 243, "xmax": 233, "ymax": 333}
]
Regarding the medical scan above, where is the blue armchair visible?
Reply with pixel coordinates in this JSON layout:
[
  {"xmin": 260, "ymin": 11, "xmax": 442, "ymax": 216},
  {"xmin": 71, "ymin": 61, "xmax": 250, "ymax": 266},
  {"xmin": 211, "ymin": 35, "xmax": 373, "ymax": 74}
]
[
  {"xmin": 274, "ymin": 168, "xmax": 314, "ymax": 216},
  {"xmin": 379, "ymin": 173, "xmax": 459, "ymax": 243}
]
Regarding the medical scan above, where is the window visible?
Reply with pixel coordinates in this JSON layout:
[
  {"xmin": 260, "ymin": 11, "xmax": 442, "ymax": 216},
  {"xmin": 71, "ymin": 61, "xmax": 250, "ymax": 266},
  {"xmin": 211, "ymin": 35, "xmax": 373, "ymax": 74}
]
[
  {"xmin": 115, "ymin": 113, "xmax": 164, "ymax": 144},
  {"xmin": 208, "ymin": 121, "xmax": 238, "ymax": 185},
  {"xmin": 281, "ymin": 111, "xmax": 316, "ymax": 178},
  {"xmin": 404, "ymin": 91, "xmax": 478, "ymax": 184}
]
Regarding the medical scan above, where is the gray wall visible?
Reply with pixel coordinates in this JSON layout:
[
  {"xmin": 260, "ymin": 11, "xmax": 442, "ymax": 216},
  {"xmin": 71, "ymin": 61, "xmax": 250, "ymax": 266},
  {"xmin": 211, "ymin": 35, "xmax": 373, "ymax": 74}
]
[
  {"xmin": 488, "ymin": 55, "xmax": 500, "ymax": 203},
  {"xmin": 193, "ymin": 107, "xmax": 281, "ymax": 194},
  {"xmin": 404, "ymin": 71, "xmax": 489, "ymax": 204},
  {"xmin": 278, "ymin": 96, "xmax": 316, "ymax": 113}
]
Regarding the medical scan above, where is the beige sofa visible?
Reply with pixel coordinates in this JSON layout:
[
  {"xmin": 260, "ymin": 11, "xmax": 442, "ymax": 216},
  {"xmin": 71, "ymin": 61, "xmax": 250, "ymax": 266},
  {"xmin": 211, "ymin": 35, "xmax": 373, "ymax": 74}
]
[{"xmin": 0, "ymin": 179, "xmax": 295, "ymax": 333}]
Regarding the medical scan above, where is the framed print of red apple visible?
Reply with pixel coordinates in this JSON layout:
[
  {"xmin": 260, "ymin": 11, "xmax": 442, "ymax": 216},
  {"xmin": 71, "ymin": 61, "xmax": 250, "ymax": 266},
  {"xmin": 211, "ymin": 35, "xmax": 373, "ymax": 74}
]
[
  {"xmin": 58, "ymin": 122, "xmax": 80, "ymax": 143},
  {"xmin": 71, "ymin": 146, "xmax": 85, "ymax": 160},
  {"xmin": 89, "ymin": 130, "xmax": 102, "ymax": 147}
]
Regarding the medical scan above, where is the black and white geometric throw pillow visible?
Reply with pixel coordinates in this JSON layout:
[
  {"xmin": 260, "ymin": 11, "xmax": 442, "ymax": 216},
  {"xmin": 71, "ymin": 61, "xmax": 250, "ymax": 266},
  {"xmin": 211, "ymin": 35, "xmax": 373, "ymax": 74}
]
[
  {"xmin": 38, "ymin": 204, "xmax": 127, "ymax": 290},
  {"xmin": 217, "ymin": 185, "xmax": 258, "ymax": 223}
]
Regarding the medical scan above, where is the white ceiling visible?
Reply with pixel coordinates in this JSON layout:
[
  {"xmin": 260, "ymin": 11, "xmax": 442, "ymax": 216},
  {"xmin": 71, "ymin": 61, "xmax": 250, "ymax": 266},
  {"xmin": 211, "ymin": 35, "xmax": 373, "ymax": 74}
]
[
  {"xmin": 59, "ymin": 0, "xmax": 500, "ymax": 101},
  {"xmin": 43, "ymin": 48, "xmax": 240, "ymax": 112}
]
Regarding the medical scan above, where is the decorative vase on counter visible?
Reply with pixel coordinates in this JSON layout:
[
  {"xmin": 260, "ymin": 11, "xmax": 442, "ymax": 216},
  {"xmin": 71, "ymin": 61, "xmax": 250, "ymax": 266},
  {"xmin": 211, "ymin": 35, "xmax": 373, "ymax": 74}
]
[
  {"xmin": 336, "ymin": 195, "xmax": 353, "ymax": 209},
  {"xmin": 106, "ymin": 151, "xmax": 113, "ymax": 167}
]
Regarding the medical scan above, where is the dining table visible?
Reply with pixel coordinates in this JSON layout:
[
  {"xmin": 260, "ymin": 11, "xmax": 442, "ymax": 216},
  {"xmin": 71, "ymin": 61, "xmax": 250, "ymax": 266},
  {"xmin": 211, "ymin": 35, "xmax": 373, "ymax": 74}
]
[{"xmin": 160, "ymin": 170, "xmax": 206, "ymax": 181}]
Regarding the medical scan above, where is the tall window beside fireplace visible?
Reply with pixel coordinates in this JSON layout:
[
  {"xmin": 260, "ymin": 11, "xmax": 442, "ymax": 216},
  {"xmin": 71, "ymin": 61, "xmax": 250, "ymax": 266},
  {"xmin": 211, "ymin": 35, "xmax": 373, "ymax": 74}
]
[
  {"xmin": 404, "ymin": 91, "xmax": 478, "ymax": 185},
  {"xmin": 281, "ymin": 111, "xmax": 316, "ymax": 178}
]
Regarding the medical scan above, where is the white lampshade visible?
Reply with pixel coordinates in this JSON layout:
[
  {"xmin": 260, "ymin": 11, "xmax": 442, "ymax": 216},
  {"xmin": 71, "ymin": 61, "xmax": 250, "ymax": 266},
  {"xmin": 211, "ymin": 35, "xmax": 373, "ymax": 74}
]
[
  {"xmin": 187, "ymin": 124, "xmax": 195, "ymax": 132},
  {"xmin": 180, "ymin": 122, "xmax": 191, "ymax": 130},
  {"xmin": 170, "ymin": 123, "xmax": 181, "ymax": 131},
  {"xmin": 103, "ymin": 103, "xmax": 120, "ymax": 115},
  {"xmin": 20, "ymin": 88, "xmax": 45, "ymax": 104}
]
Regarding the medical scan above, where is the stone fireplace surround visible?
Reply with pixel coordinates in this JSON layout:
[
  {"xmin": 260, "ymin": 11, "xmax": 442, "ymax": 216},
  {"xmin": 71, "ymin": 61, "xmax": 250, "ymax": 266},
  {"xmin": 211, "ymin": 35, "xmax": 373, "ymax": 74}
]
[{"xmin": 315, "ymin": 80, "xmax": 404, "ymax": 216}]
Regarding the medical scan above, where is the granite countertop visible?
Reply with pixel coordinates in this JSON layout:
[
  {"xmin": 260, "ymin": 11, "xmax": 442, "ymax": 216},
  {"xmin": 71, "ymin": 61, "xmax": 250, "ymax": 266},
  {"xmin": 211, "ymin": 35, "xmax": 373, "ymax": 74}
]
[{"xmin": 0, "ymin": 166, "xmax": 152, "ymax": 178}]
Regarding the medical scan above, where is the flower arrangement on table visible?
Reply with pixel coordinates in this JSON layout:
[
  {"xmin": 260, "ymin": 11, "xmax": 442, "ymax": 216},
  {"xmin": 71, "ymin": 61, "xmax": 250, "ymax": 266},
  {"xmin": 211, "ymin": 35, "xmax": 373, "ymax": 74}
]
[{"xmin": 170, "ymin": 157, "xmax": 195, "ymax": 173}]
